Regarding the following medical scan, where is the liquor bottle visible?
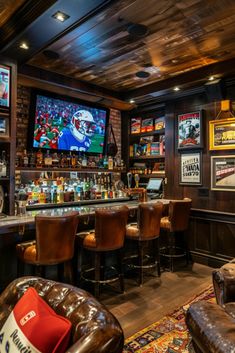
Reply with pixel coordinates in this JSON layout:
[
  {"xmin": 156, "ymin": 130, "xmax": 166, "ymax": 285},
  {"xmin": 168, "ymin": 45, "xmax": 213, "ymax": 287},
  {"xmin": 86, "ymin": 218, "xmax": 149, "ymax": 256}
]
[
  {"xmin": 60, "ymin": 153, "xmax": 67, "ymax": 168},
  {"xmin": 29, "ymin": 151, "xmax": 36, "ymax": 168},
  {"xmin": 71, "ymin": 152, "xmax": 77, "ymax": 168},
  {"xmin": 81, "ymin": 154, "xmax": 87, "ymax": 167},
  {"xmin": 108, "ymin": 156, "xmax": 113, "ymax": 170},
  {"xmin": 0, "ymin": 150, "xmax": 7, "ymax": 177},
  {"xmin": 23, "ymin": 150, "xmax": 29, "ymax": 167},
  {"xmin": 67, "ymin": 152, "xmax": 72, "ymax": 168},
  {"xmin": 103, "ymin": 155, "xmax": 108, "ymax": 169},
  {"xmin": 36, "ymin": 149, "xmax": 43, "ymax": 168},
  {"xmin": 52, "ymin": 152, "xmax": 59, "ymax": 168},
  {"xmin": 44, "ymin": 150, "xmax": 52, "ymax": 167}
]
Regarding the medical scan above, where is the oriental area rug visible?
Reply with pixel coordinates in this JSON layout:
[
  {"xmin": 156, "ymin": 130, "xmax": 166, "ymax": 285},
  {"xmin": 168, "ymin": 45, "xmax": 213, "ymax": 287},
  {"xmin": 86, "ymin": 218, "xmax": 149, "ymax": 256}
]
[{"xmin": 123, "ymin": 286, "xmax": 215, "ymax": 353}]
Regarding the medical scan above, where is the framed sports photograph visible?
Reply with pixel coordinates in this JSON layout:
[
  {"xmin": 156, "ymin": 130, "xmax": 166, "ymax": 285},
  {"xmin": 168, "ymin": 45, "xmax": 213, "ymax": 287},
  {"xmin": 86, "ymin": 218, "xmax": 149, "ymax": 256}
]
[
  {"xmin": 209, "ymin": 118, "xmax": 235, "ymax": 150},
  {"xmin": 211, "ymin": 155, "xmax": 235, "ymax": 191},
  {"xmin": 0, "ymin": 65, "xmax": 10, "ymax": 110},
  {"xmin": 177, "ymin": 111, "xmax": 202, "ymax": 149},
  {"xmin": 0, "ymin": 116, "xmax": 9, "ymax": 137},
  {"xmin": 180, "ymin": 151, "xmax": 202, "ymax": 185}
]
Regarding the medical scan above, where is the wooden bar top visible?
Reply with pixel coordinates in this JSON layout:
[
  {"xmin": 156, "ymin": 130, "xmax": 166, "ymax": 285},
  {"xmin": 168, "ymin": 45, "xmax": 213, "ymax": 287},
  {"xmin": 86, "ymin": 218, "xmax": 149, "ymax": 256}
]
[{"xmin": 0, "ymin": 199, "xmax": 171, "ymax": 234}]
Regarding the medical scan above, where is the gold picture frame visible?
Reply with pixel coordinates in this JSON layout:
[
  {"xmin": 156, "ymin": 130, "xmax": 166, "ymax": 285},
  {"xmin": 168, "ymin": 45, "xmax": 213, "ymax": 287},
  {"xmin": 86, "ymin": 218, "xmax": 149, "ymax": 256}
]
[{"xmin": 209, "ymin": 118, "xmax": 235, "ymax": 150}]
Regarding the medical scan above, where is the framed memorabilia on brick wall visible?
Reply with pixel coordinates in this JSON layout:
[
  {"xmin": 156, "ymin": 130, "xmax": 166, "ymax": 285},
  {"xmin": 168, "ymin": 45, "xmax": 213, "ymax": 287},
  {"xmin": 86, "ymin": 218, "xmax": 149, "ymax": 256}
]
[
  {"xmin": 177, "ymin": 111, "xmax": 202, "ymax": 150},
  {"xmin": 180, "ymin": 151, "xmax": 202, "ymax": 185},
  {"xmin": 209, "ymin": 118, "xmax": 235, "ymax": 150},
  {"xmin": 211, "ymin": 155, "xmax": 235, "ymax": 191},
  {"xmin": 0, "ymin": 115, "xmax": 9, "ymax": 137},
  {"xmin": 0, "ymin": 65, "xmax": 10, "ymax": 111}
]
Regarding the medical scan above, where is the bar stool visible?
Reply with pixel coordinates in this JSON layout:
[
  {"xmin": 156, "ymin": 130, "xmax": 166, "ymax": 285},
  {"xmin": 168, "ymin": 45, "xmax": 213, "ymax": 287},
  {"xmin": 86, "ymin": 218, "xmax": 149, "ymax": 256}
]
[
  {"xmin": 16, "ymin": 211, "xmax": 79, "ymax": 284},
  {"xmin": 78, "ymin": 206, "xmax": 129, "ymax": 298},
  {"xmin": 160, "ymin": 198, "xmax": 192, "ymax": 272},
  {"xmin": 125, "ymin": 202, "xmax": 163, "ymax": 286}
]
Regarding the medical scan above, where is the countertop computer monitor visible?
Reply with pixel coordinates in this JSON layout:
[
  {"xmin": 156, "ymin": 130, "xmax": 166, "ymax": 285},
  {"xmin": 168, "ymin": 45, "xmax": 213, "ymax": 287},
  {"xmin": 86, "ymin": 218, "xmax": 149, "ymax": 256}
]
[{"xmin": 146, "ymin": 178, "xmax": 163, "ymax": 192}]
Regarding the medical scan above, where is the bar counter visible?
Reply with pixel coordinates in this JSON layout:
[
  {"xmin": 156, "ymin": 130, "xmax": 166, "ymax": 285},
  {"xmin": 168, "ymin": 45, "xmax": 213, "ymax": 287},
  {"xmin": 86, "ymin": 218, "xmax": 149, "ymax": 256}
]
[
  {"xmin": 0, "ymin": 198, "xmax": 171, "ymax": 234},
  {"xmin": 0, "ymin": 198, "xmax": 170, "ymax": 290}
]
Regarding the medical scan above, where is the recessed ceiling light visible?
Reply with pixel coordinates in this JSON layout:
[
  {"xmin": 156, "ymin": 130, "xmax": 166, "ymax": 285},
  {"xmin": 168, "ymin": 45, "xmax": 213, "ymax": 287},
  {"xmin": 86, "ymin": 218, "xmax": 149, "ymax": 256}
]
[
  {"xmin": 135, "ymin": 71, "xmax": 150, "ymax": 78},
  {"xmin": 52, "ymin": 11, "xmax": 70, "ymax": 22},
  {"xmin": 127, "ymin": 23, "xmax": 149, "ymax": 37},
  {"xmin": 129, "ymin": 99, "xmax": 135, "ymax": 104},
  {"xmin": 208, "ymin": 76, "xmax": 215, "ymax": 81},
  {"xmin": 19, "ymin": 42, "xmax": 29, "ymax": 50},
  {"xmin": 173, "ymin": 86, "xmax": 180, "ymax": 91}
]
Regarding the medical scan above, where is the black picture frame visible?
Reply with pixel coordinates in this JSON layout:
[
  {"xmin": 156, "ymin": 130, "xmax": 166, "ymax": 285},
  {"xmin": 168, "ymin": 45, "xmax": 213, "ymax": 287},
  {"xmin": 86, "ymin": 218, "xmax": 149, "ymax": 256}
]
[
  {"xmin": 177, "ymin": 111, "xmax": 203, "ymax": 150},
  {"xmin": 179, "ymin": 151, "xmax": 202, "ymax": 185},
  {"xmin": 211, "ymin": 155, "xmax": 235, "ymax": 191},
  {"xmin": 0, "ymin": 115, "xmax": 9, "ymax": 137},
  {"xmin": 0, "ymin": 64, "xmax": 10, "ymax": 111}
]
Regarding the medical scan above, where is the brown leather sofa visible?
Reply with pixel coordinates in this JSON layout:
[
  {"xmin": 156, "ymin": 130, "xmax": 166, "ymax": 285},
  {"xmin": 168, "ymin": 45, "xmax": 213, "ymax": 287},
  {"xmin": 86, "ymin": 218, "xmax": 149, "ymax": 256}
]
[
  {"xmin": 0, "ymin": 276, "xmax": 124, "ymax": 353},
  {"xmin": 186, "ymin": 261, "xmax": 235, "ymax": 353}
]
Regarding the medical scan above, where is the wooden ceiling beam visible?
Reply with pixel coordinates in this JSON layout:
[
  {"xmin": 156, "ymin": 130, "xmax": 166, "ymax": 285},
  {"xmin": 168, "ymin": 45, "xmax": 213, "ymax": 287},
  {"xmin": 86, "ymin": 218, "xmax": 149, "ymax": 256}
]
[
  {"xmin": 123, "ymin": 58, "xmax": 235, "ymax": 100},
  {"xmin": 18, "ymin": 65, "xmax": 134, "ymax": 111}
]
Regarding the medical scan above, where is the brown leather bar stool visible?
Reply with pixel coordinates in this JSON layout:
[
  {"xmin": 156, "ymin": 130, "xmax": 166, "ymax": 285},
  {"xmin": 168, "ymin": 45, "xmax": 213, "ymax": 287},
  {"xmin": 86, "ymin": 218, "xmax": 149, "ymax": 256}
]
[
  {"xmin": 160, "ymin": 198, "xmax": 192, "ymax": 272},
  {"xmin": 78, "ymin": 206, "xmax": 129, "ymax": 298},
  {"xmin": 16, "ymin": 211, "xmax": 79, "ymax": 284},
  {"xmin": 125, "ymin": 202, "xmax": 163, "ymax": 286}
]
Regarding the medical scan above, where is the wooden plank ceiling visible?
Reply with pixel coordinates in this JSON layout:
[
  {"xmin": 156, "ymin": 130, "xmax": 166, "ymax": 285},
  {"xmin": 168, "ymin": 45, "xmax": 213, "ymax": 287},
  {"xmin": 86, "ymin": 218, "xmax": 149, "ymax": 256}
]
[{"xmin": 1, "ymin": 0, "xmax": 235, "ymax": 102}]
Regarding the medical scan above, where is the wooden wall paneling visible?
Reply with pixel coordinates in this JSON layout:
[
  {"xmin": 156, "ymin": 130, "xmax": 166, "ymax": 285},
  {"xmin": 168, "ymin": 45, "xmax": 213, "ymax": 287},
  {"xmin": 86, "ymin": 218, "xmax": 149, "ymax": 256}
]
[{"xmin": 164, "ymin": 101, "xmax": 177, "ymax": 198}]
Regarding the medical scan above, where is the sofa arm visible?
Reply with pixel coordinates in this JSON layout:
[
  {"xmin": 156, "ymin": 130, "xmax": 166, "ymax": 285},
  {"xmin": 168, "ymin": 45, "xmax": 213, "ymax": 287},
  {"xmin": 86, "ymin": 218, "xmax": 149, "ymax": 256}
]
[
  {"xmin": 66, "ymin": 328, "xmax": 124, "ymax": 353},
  {"xmin": 212, "ymin": 262, "xmax": 235, "ymax": 305},
  {"xmin": 186, "ymin": 301, "xmax": 235, "ymax": 353}
]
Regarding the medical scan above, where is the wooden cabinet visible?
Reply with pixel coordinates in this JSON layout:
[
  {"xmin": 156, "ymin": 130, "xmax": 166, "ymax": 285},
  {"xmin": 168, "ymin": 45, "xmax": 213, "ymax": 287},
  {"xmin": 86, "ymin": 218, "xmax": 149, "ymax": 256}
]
[{"xmin": 0, "ymin": 56, "xmax": 17, "ymax": 215}]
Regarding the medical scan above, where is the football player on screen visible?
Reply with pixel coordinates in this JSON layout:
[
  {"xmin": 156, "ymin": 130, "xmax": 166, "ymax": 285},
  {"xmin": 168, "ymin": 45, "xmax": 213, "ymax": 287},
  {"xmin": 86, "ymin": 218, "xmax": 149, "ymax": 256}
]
[{"xmin": 58, "ymin": 110, "xmax": 95, "ymax": 151}]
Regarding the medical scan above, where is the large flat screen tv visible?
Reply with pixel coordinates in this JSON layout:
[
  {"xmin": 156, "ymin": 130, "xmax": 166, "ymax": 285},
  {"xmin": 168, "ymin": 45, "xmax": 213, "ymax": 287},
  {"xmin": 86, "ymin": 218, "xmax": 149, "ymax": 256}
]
[{"xmin": 28, "ymin": 90, "xmax": 109, "ymax": 155}]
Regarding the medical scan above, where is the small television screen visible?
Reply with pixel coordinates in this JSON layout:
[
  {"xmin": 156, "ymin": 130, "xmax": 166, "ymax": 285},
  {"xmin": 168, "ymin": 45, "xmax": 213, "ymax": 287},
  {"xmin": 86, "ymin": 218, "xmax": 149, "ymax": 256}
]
[
  {"xmin": 0, "ymin": 65, "xmax": 10, "ymax": 109},
  {"xmin": 146, "ymin": 178, "xmax": 163, "ymax": 191},
  {"xmin": 29, "ymin": 90, "xmax": 109, "ymax": 154}
]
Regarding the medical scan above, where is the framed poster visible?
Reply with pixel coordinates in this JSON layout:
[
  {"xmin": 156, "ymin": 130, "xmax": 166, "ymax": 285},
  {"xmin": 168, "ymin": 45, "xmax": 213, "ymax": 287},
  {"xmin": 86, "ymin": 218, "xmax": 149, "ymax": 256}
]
[
  {"xmin": 209, "ymin": 118, "xmax": 235, "ymax": 150},
  {"xmin": 0, "ymin": 65, "xmax": 10, "ymax": 110},
  {"xmin": 0, "ymin": 116, "xmax": 9, "ymax": 137},
  {"xmin": 211, "ymin": 155, "xmax": 235, "ymax": 191},
  {"xmin": 180, "ymin": 152, "xmax": 202, "ymax": 185},
  {"xmin": 177, "ymin": 111, "xmax": 202, "ymax": 149}
]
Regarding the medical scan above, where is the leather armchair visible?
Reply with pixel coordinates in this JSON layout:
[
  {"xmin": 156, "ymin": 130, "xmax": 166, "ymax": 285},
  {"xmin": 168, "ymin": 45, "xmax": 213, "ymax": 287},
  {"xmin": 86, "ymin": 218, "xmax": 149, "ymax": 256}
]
[
  {"xmin": 0, "ymin": 276, "xmax": 124, "ymax": 353},
  {"xmin": 186, "ymin": 260, "xmax": 235, "ymax": 353}
]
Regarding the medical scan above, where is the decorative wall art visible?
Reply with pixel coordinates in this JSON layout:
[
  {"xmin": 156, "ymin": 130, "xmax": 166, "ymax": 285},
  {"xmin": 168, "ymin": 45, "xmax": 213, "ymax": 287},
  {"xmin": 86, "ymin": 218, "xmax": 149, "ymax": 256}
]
[
  {"xmin": 177, "ymin": 111, "xmax": 202, "ymax": 149},
  {"xmin": 209, "ymin": 118, "xmax": 235, "ymax": 150},
  {"xmin": 179, "ymin": 152, "xmax": 202, "ymax": 185},
  {"xmin": 0, "ymin": 116, "xmax": 9, "ymax": 137},
  {"xmin": 0, "ymin": 65, "xmax": 10, "ymax": 110},
  {"xmin": 211, "ymin": 155, "xmax": 235, "ymax": 191}
]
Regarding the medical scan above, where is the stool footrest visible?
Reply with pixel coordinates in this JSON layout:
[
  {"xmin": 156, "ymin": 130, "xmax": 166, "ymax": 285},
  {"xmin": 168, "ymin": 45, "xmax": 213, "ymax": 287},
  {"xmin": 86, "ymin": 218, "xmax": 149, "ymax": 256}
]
[{"xmin": 160, "ymin": 246, "xmax": 186, "ymax": 258}]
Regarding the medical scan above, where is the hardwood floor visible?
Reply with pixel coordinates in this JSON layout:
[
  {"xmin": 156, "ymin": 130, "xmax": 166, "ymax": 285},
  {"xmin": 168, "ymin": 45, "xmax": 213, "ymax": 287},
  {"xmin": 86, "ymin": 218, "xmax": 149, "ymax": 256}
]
[{"xmin": 100, "ymin": 262, "xmax": 214, "ymax": 339}]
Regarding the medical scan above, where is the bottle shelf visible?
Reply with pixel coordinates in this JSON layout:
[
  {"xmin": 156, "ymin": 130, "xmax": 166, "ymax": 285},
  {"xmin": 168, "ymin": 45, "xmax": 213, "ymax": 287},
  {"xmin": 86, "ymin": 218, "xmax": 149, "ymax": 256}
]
[
  {"xmin": 130, "ymin": 155, "xmax": 165, "ymax": 160},
  {"xmin": 16, "ymin": 166, "xmax": 126, "ymax": 173},
  {"xmin": 129, "ymin": 129, "xmax": 165, "ymax": 138},
  {"xmin": 137, "ymin": 173, "xmax": 165, "ymax": 178}
]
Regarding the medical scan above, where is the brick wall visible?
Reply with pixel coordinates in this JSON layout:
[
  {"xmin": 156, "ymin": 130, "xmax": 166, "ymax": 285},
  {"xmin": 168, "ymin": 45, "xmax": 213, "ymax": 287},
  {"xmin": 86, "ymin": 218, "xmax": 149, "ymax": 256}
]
[{"xmin": 16, "ymin": 85, "xmax": 122, "ymax": 155}]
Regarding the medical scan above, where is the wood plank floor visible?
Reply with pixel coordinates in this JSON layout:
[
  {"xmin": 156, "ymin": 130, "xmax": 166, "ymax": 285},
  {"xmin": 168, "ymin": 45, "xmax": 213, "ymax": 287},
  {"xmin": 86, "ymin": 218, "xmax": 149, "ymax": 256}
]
[{"xmin": 99, "ymin": 262, "xmax": 213, "ymax": 339}]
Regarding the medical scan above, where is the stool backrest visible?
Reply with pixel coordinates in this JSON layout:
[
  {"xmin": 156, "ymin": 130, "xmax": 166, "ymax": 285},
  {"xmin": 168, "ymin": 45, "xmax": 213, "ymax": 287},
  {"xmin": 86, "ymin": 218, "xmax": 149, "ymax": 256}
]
[
  {"xmin": 35, "ymin": 211, "xmax": 79, "ymax": 264},
  {"xmin": 95, "ymin": 206, "xmax": 129, "ymax": 250},
  {"xmin": 138, "ymin": 202, "xmax": 163, "ymax": 239},
  {"xmin": 168, "ymin": 198, "xmax": 192, "ymax": 232}
]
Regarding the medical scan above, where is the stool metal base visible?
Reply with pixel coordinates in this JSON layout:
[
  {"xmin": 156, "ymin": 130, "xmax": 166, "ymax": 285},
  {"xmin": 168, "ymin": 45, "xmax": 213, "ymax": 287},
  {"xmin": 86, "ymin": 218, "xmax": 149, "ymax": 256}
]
[{"xmin": 160, "ymin": 246, "xmax": 188, "ymax": 272}]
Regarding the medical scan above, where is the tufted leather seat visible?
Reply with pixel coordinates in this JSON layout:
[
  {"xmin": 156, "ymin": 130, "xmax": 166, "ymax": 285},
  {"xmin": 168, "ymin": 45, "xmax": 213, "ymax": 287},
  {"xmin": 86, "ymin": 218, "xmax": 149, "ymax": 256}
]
[
  {"xmin": 126, "ymin": 202, "xmax": 163, "ymax": 286},
  {"xmin": 160, "ymin": 198, "xmax": 192, "ymax": 272},
  {"xmin": 16, "ymin": 212, "xmax": 79, "ymax": 283},
  {"xmin": 186, "ymin": 260, "xmax": 235, "ymax": 353},
  {"xmin": 78, "ymin": 206, "xmax": 129, "ymax": 297},
  {"xmin": 0, "ymin": 276, "xmax": 124, "ymax": 353}
]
